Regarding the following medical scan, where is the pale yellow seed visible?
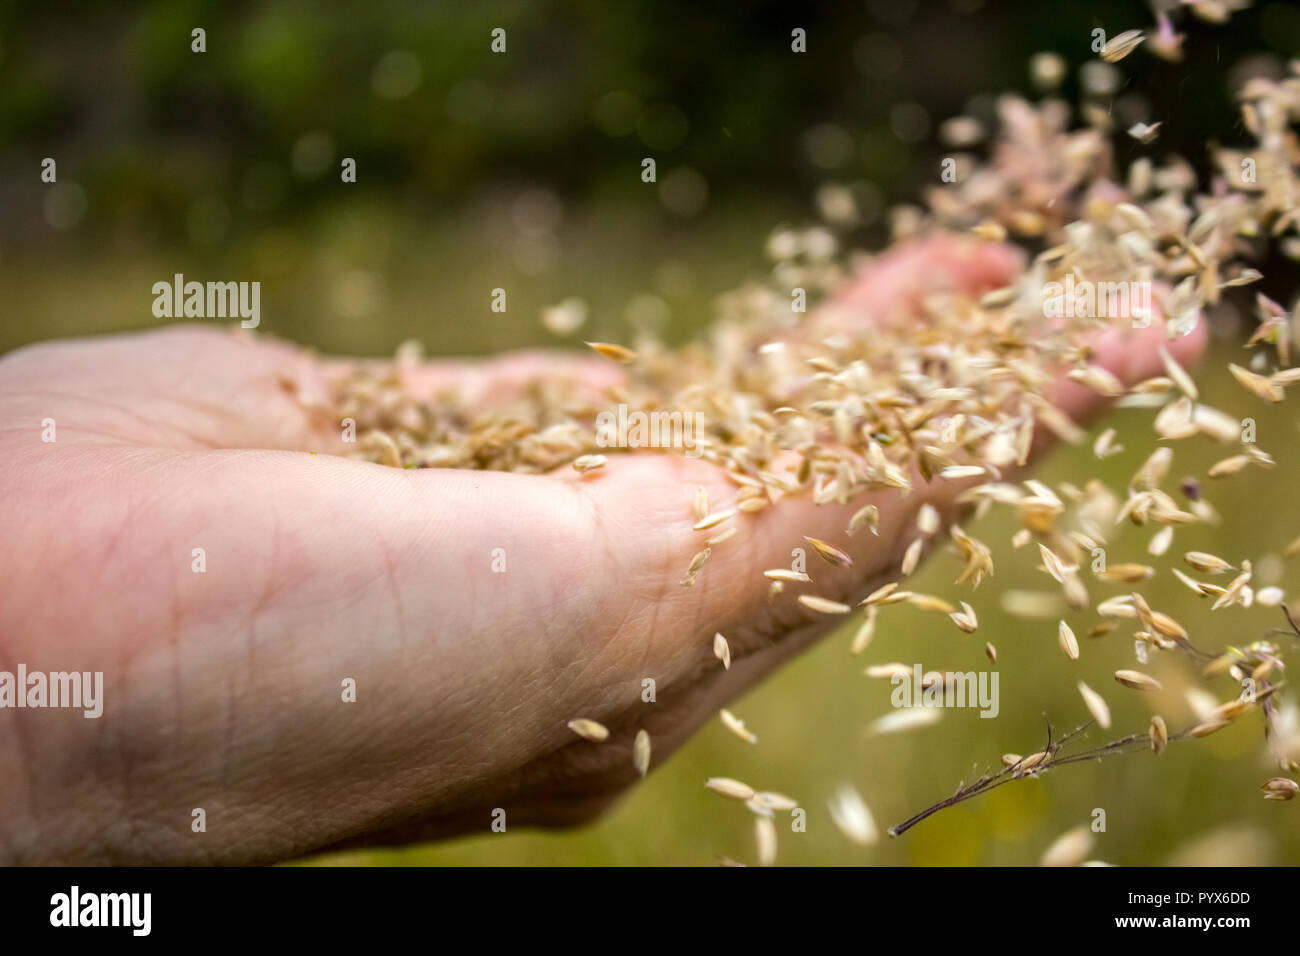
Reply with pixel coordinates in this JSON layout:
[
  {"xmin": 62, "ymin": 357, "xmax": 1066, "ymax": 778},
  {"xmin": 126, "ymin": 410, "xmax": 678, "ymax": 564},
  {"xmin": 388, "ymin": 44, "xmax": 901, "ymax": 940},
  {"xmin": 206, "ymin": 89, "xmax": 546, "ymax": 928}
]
[
  {"xmin": 1041, "ymin": 826, "xmax": 1095, "ymax": 867},
  {"xmin": 764, "ymin": 568, "xmax": 811, "ymax": 583},
  {"xmin": 901, "ymin": 538, "xmax": 924, "ymax": 576},
  {"xmin": 1115, "ymin": 669, "xmax": 1162, "ymax": 692},
  {"xmin": 1101, "ymin": 29, "xmax": 1145, "ymax": 62},
  {"xmin": 1150, "ymin": 716, "xmax": 1168, "ymax": 754},
  {"xmin": 572, "ymin": 453, "xmax": 607, "ymax": 473},
  {"xmin": 804, "ymin": 536, "xmax": 854, "ymax": 568},
  {"xmin": 694, "ymin": 509, "xmax": 737, "ymax": 531},
  {"xmin": 713, "ymin": 632, "xmax": 731, "ymax": 670},
  {"xmin": 1077, "ymin": 681, "xmax": 1111, "ymax": 728},
  {"xmin": 1059, "ymin": 620, "xmax": 1080, "ymax": 660},
  {"xmin": 799, "ymin": 594, "xmax": 852, "ymax": 615},
  {"xmin": 568, "ymin": 718, "xmax": 609, "ymax": 742},
  {"xmin": 720, "ymin": 708, "xmax": 759, "ymax": 745},
  {"xmin": 755, "ymin": 815, "xmax": 778, "ymax": 866},
  {"xmin": 848, "ymin": 503, "xmax": 880, "ymax": 536},
  {"xmin": 706, "ymin": 777, "xmax": 756, "ymax": 801},
  {"xmin": 1184, "ymin": 551, "xmax": 1233, "ymax": 575},
  {"xmin": 633, "ymin": 729, "xmax": 651, "ymax": 778}
]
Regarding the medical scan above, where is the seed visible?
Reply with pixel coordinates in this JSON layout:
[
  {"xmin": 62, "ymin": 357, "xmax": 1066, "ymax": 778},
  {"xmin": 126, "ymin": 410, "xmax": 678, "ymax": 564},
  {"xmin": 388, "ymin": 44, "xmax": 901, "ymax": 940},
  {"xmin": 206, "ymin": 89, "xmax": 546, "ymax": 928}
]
[
  {"xmin": 1059, "ymin": 621, "xmax": 1080, "ymax": 660},
  {"xmin": 693, "ymin": 509, "xmax": 737, "ymax": 531},
  {"xmin": 799, "ymin": 594, "xmax": 852, "ymax": 615},
  {"xmin": 706, "ymin": 777, "xmax": 756, "ymax": 801},
  {"xmin": 827, "ymin": 785, "xmax": 878, "ymax": 846},
  {"xmin": 1094, "ymin": 428, "xmax": 1124, "ymax": 459},
  {"xmin": 571, "ymin": 453, "xmax": 607, "ymax": 473},
  {"xmin": 1148, "ymin": 525, "xmax": 1173, "ymax": 556},
  {"xmin": 714, "ymin": 632, "xmax": 731, "ymax": 670},
  {"xmin": 848, "ymin": 503, "xmax": 880, "ymax": 536},
  {"xmin": 720, "ymin": 708, "xmax": 759, "ymax": 744},
  {"xmin": 1068, "ymin": 365, "xmax": 1126, "ymax": 396},
  {"xmin": 681, "ymin": 548, "xmax": 711, "ymax": 586},
  {"xmin": 1115, "ymin": 669, "xmax": 1162, "ymax": 692},
  {"xmin": 1101, "ymin": 29, "xmax": 1145, "ymax": 62},
  {"xmin": 693, "ymin": 486, "xmax": 709, "ymax": 522},
  {"xmin": 1261, "ymin": 778, "xmax": 1299, "ymax": 801},
  {"xmin": 754, "ymin": 791, "xmax": 799, "ymax": 812},
  {"xmin": 985, "ymin": 642, "xmax": 997, "ymax": 663},
  {"xmin": 1041, "ymin": 826, "xmax": 1095, "ymax": 867},
  {"xmin": 755, "ymin": 816, "xmax": 778, "ymax": 866},
  {"xmin": 862, "ymin": 582, "xmax": 900, "ymax": 606},
  {"xmin": 917, "ymin": 503, "xmax": 941, "ymax": 536},
  {"xmin": 1077, "ymin": 681, "xmax": 1111, "ymax": 728},
  {"xmin": 1190, "ymin": 717, "xmax": 1230, "ymax": 738},
  {"xmin": 850, "ymin": 607, "xmax": 878, "ymax": 654},
  {"xmin": 1184, "ymin": 551, "xmax": 1233, "ymax": 575},
  {"xmin": 804, "ymin": 536, "xmax": 854, "ymax": 568},
  {"xmin": 1127, "ymin": 121, "xmax": 1161, "ymax": 144},
  {"xmin": 971, "ymin": 220, "xmax": 1007, "ymax": 242},
  {"xmin": 1016, "ymin": 751, "xmax": 1051, "ymax": 776},
  {"xmin": 1159, "ymin": 345, "xmax": 1198, "ymax": 402},
  {"xmin": 765, "ymin": 568, "xmax": 811, "ymax": 583},
  {"xmin": 867, "ymin": 708, "xmax": 941, "ymax": 734},
  {"xmin": 949, "ymin": 601, "xmax": 979, "ymax": 633},
  {"xmin": 908, "ymin": 593, "xmax": 956, "ymax": 614},
  {"xmin": 1256, "ymin": 586, "xmax": 1285, "ymax": 606},
  {"xmin": 567, "ymin": 718, "xmax": 609, "ymax": 742},
  {"xmin": 1208, "ymin": 454, "xmax": 1251, "ymax": 478},
  {"xmin": 1039, "ymin": 543, "xmax": 1074, "ymax": 584},
  {"xmin": 1097, "ymin": 563, "xmax": 1155, "ymax": 582},
  {"xmin": 705, "ymin": 526, "xmax": 738, "ymax": 546},
  {"xmin": 585, "ymin": 340, "xmax": 637, "ymax": 363},
  {"xmin": 1150, "ymin": 716, "xmax": 1168, "ymax": 754},
  {"xmin": 901, "ymin": 539, "xmax": 924, "ymax": 576},
  {"xmin": 1228, "ymin": 362, "xmax": 1284, "ymax": 403},
  {"xmin": 633, "ymin": 729, "xmax": 651, "ymax": 778}
]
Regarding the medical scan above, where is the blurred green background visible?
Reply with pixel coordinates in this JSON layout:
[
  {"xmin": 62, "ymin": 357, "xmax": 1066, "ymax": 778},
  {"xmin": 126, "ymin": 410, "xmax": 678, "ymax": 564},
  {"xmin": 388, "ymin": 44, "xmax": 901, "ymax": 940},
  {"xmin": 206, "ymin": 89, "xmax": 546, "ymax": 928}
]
[{"xmin": 4, "ymin": 0, "xmax": 1300, "ymax": 864}]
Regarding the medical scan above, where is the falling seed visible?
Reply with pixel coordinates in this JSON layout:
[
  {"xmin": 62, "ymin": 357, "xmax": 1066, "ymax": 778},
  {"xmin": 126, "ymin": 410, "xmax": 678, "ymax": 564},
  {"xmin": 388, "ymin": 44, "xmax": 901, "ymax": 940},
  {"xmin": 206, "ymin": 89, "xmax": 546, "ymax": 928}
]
[
  {"xmin": 1261, "ymin": 777, "xmax": 1299, "ymax": 801},
  {"xmin": 713, "ymin": 632, "xmax": 731, "ymax": 669},
  {"xmin": 1041, "ymin": 826, "xmax": 1095, "ymax": 867},
  {"xmin": 949, "ymin": 601, "xmax": 979, "ymax": 633},
  {"xmin": 917, "ymin": 503, "xmax": 941, "ymax": 536},
  {"xmin": 1150, "ymin": 716, "xmax": 1168, "ymax": 754},
  {"xmin": 901, "ymin": 539, "xmax": 924, "ymax": 576},
  {"xmin": 764, "ymin": 568, "xmax": 811, "ymax": 583},
  {"xmin": 799, "ymin": 594, "xmax": 852, "ymax": 615},
  {"xmin": 1185, "ymin": 551, "xmax": 1233, "ymax": 575},
  {"xmin": 1115, "ymin": 669, "xmax": 1162, "ymax": 692},
  {"xmin": 568, "ymin": 718, "xmax": 609, "ymax": 742},
  {"xmin": 804, "ymin": 536, "xmax": 854, "ymax": 568},
  {"xmin": 755, "ymin": 816, "xmax": 778, "ymax": 866},
  {"xmin": 1126, "ymin": 121, "xmax": 1161, "ymax": 144},
  {"xmin": 720, "ymin": 708, "xmax": 759, "ymax": 744},
  {"xmin": 1228, "ymin": 363, "xmax": 1284, "ymax": 403},
  {"xmin": 706, "ymin": 777, "xmax": 756, "ymax": 801},
  {"xmin": 754, "ymin": 791, "xmax": 799, "ymax": 812},
  {"xmin": 1159, "ymin": 346, "xmax": 1198, "ymax": 402},
  {"xmin": 1039, "ymin": 543, "xmax": 1073, "ymax": 584},
  {"xmin": 850, "ymin": 607, "xmax": 878, "ymax": 653},
  {"xmin": 1097, "ymin": 563, "xmax": 1155, "ymax": 583},
  {"xmin": 585, "ymin": 341, "xmax": 637, "ymax": 363},
  {"xmin": 863, "ymin": 582, "xmax": 900, "ymax": 606},
  {"xmin": 1208, "ymin": 454, "xmax": 1251, "ymax": 478},
  {"xmin": 1077, "ymin": 681, "xmax": 1111, "ymax": 728},
  {"xmin": 867, "ymin": 708, "xmax": 941, "ymax": 735},
  {"xmin": 1101, "ymin": 29, "xmax": 1145, "ymax": 62},
  {"xmin": 848, "ymin": 503, "xmax": 880, "ymax": 536},
  {"xmin": 1058, "ymin": 621, "xmax": 1080, "ymax": 660},
  {"xmin": 1149, "ymin": 525, "xmax": 1173, "ymax": 556},
  {"xmin": 633, "ymin": 729, "xmax": 651, "ymax": 777},
  {"xmin": 827, "ymin": 785, "xmax": 879, "ymax": 846},
  {"xmin": 985, "ymin": 642, "xmax": 997, "ymax": 663}
]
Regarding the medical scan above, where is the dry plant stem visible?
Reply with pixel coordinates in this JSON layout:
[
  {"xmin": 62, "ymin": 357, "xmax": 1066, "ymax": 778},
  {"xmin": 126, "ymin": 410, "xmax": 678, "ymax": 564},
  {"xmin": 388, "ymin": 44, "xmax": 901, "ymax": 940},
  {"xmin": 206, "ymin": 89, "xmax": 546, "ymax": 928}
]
[{"xmin": 889, "ymin": 720, "xmax": 1199, "ymax": 837}]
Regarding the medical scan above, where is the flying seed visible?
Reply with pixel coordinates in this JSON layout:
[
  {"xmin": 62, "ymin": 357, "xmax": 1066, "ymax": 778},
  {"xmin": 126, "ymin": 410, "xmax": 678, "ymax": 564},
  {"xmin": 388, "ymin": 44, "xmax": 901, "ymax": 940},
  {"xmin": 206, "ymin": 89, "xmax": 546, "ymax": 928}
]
[
  {"xmin": 1261, "ymin": 778, "xmax": 1299, "ymax": 801},
  {"xmin": 827, "ymin": 785, "xmax": 878, "ymax": 846},
  {"xmin": 901, "ymin": 539, "xmax": 924, "ymax": 576},
  {"xmin": 706, "ymin": 777, "xmax": 755, "ymax": 801},
  {"xmin": 714, "ymin": 632, "xmax": 731, "ymax": 669},
  {"xmin": 1077, "ymin": 681, "xmax": 1111, "ymax": 728},
  {"xmin": 755, "ymin": 816, "xmax": 778, "ymax": 866},
  {"xmin": 720, "ymin": 708, "xmax": 758, "ymax": 745},
  {"xmin": 633, "ymin": 729, "xmax": 651, "ymax": 777},
  {"xmin": 799, "ymin": 594, "xmax": 852, "ymax": 615},
  {"xmin": 765, "ymin": 569, "xmax": 811, "ymax": 583},
  {"xmin": 585, "ymin": 341, "xmax": 637, "ymax": 363},
  {"xmin": 804, "ymin": 536, "xmax": 854, "ymax": 568},
  {"xmin": 1101, "ymin": 29, "xmax": 1145, "ymax": 62},
  {"xmin": 568, "ymin": 718, "xmax": 609, "ymax": 742},
  {"xmin": 848, "ymin": 503, "xmax": 880, "ymax": 536},
  {"xmin": 1059, "ymin": 620, "xmax": 1080, "ymax": 660},
  {"xmin": 1115, "ymin": 669, "xmax": 1162, "ymax": 692},
  {"xmin": 1041, "ymin": 826, "xmax": 1095, "ymax": 867}
]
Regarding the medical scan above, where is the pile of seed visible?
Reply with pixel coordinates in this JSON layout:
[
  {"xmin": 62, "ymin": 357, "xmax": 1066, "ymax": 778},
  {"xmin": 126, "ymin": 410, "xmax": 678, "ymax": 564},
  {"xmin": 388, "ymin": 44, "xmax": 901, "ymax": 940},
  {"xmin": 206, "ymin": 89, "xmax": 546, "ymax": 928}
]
[{"xmin": 309, "ymin": 22, "xmax": 1300, "ymax": 864}]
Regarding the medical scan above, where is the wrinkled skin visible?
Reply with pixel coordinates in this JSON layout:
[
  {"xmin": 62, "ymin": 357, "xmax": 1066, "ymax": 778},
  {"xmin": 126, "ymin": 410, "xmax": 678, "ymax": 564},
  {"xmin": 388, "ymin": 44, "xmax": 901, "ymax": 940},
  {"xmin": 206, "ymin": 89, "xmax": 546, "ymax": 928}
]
[{"xmin": 0, "ymin": 237, "xmax": 1206, "ymax": 864}]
